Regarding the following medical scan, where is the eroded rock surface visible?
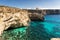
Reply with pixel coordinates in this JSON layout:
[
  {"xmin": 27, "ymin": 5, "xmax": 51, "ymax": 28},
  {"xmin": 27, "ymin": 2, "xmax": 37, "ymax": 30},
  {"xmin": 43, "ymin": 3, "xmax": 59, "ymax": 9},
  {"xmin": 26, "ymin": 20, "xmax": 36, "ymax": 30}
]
[
  {"xmin": 0, "ymin": 6, "xmax": 30, "ymax": 36},
  {"xmin": 29, "ymin": 13, "xmax": 44, "ymax": 21}
]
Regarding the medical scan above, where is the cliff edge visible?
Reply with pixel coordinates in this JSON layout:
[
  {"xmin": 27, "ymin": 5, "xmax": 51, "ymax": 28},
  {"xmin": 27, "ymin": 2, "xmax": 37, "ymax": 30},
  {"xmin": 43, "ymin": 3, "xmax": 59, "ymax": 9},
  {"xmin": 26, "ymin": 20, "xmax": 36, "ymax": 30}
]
[{"xmin": 0, "ymin": 6, "xmax": 30, "ymax": 36}]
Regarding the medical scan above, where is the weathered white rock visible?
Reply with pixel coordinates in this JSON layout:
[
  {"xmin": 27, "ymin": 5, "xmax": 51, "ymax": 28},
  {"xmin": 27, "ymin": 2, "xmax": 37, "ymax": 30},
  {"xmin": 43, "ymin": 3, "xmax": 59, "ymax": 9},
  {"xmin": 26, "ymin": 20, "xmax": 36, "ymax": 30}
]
[
  {"xmin": 0, "ymin": 6, "xmax": 30, "ymax": 36},
  {"xmin": 51, "ymin": 38, "xmax": 60, "ymax": 40}
]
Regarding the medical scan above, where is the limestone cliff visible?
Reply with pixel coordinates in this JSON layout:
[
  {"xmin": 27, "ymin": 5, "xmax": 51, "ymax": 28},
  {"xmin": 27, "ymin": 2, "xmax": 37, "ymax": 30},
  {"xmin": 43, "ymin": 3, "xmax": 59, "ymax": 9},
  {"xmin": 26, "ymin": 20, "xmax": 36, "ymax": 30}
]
[
  {"xmin": 29, "ymin": 13, "xmax": 44, "ymax": 21},
  {"xmin": 26, "ymin": 9, "xmax": 46, "ymax": 21},
  {"xmin": 0, "ymin": 6, "xmax": 30, "ymax": 36}
]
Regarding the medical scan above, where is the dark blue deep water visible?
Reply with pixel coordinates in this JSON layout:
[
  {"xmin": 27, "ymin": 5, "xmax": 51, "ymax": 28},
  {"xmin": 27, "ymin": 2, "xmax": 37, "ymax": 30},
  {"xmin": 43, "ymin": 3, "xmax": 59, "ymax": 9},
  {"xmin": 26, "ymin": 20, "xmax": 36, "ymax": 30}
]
[{"xmin": 27, "ymin": 15, "xmax": 60, "ymax": 40}]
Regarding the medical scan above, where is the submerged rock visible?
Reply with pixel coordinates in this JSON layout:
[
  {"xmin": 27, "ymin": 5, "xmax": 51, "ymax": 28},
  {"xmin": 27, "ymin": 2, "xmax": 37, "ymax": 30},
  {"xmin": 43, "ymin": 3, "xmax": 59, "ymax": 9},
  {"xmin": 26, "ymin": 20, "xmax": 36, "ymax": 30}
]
[{"xmin": 0, "ymin": 6, "xmax": 30, "ymax": 36}]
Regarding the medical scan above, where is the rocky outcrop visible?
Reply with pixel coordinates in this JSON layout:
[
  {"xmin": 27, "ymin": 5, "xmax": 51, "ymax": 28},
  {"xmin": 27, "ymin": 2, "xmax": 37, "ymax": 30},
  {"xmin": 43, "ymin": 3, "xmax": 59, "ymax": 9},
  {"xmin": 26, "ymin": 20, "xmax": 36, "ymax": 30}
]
[
  {"xmin": 51, "ymin": 38, "xmax": 60, "ymax": 40},
  {"xmin": 0, "ymin": 6, "xmax": 30, "ymax": 36},
  {"xmin": 29, "ymin": 13, "xmax": 44, "ymax": 21},
  {"xmin": 46, "ymin": 10, "xmax": 60, "ymax": 15},
  {"xmin": 25, "ymin": 9, "xmax": 46, "ymax": 21}
]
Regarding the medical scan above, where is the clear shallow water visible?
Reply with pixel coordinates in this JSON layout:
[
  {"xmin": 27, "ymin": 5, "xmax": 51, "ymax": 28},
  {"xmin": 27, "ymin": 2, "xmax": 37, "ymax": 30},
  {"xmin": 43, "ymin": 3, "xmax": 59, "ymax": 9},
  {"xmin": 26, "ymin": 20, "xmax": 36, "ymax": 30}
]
[{"xmin": 2, "ymin": 27, "xmax": 27, "ymax": 40}]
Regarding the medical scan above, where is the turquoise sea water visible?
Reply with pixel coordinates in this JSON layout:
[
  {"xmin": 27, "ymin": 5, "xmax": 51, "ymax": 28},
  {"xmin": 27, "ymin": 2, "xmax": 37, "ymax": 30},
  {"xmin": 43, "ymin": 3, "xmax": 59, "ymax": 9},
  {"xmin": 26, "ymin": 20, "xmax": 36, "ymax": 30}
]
[
  {"xmin": 27, "ymin": 15, "xmax": 60, "ymax": 40},
  {"xmin": 2, "ymin": 15, "xmax": 60, "ymax": 40},
  {"xmin": 45, "ymin": 15, "xmax": 60, "ymax": 35}
]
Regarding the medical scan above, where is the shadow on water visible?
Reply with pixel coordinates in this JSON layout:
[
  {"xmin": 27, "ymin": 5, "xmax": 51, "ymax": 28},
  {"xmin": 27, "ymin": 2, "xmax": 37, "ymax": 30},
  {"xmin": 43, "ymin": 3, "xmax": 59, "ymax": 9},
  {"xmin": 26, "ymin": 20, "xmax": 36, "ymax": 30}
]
[
  {"xmin": 1, "ymin": 26, "xmax": 28, "ymax": 40},
  {"xmin": 5, "ymin": 26, "xmax": 26, "ymax": 31}
]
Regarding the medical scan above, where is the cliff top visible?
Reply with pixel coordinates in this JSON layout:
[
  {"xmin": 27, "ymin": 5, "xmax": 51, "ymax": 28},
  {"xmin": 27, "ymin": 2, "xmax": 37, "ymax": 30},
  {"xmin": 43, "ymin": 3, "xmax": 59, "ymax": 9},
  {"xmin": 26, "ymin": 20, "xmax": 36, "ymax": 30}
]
[{"xmin": 0, "ymin": 5, "xmax": 28, "ymax": 13}]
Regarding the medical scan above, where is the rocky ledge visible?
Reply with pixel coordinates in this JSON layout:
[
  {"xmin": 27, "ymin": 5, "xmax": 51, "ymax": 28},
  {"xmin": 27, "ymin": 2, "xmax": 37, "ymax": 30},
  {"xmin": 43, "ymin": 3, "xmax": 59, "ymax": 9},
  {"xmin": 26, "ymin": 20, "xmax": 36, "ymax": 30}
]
[
  {"xmin": 0, "ymin": 6, "xmax": 30, "ymax": 36},
  {"xmin": 28, "ymin": 13, "xmax": 45, "ymax": 21}
]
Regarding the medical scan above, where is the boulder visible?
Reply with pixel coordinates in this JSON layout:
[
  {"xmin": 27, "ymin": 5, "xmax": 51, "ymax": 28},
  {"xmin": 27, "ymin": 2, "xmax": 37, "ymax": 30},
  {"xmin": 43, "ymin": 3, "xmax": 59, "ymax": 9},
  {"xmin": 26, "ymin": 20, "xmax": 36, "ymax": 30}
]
[{"xmin": 0, "ymin": 6, "xmax": 30, "ymax": 36}]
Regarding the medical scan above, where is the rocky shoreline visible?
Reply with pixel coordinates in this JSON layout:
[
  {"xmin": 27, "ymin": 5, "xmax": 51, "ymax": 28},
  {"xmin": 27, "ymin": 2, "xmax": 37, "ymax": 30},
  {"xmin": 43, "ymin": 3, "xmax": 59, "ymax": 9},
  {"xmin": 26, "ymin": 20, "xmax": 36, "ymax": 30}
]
[
  {"xmin": 0, "ymin": 6, "xmax": 45, "ymax": 36},
  {"xmin": 28, "ymin": 13, "xmax": 45, "ymax": 21}
]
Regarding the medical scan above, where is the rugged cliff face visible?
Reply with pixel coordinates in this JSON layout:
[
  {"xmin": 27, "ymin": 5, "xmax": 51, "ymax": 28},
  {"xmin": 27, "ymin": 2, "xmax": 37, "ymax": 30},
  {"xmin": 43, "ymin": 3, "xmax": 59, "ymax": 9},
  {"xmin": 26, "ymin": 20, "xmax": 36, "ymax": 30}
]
[
  {"xmin": 28, "ymin": 10, "xmax": 46, "ymax": 21},
  {"xmin": 0, "ymin": 6, "xmax": 30, "ymax": 36},
  {"xmin": 29, "ymin": 13, "xmax": 44, "ymax": 21}
]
